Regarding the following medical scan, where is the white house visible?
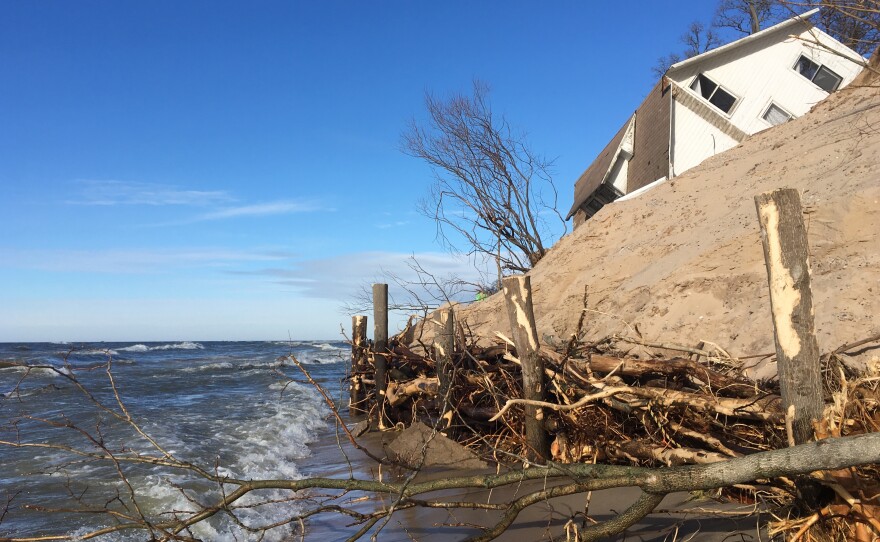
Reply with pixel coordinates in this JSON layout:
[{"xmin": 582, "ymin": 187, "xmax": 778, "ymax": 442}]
[{"xmin": 567, "ymin": 9, "xmax": 864, "ymax": 228}]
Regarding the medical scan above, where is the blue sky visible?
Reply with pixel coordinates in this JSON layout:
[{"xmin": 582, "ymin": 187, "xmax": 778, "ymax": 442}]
[{"xmin": 1, "ymin": 1, "xmax": 720, "ymax": 342}]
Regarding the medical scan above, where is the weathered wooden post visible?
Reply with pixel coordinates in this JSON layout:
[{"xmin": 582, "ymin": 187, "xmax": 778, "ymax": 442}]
[
  {"xmin": 372, "ymin": 283, "xmax": 389, "ymax": 428},
  {"xmin": 502, "ymin": 275, "xmax": 550, "ymax": 462},
  {"xmin": 755, "ymin": 188, "xmax": 823, "ymax": 445},
  {"xmin": 435, "ymin": 308, "xmax": 455, "ymax": 431},
  {"xmin": 349, "ymin": 315, "xmax": 368, "ymax": 416}
]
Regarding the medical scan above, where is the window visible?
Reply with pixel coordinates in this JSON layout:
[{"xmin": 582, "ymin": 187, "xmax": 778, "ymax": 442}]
[
  {"xmin": 762, "ymin": 103, "xmax": 793, "ymax": 126},
  {"xmin": 794, "ymin": 55, "xmax": 842, "ymax": 93},
  {"xmin": 690, "ymin": 73, "xmax": 738, "ymax": 114}
]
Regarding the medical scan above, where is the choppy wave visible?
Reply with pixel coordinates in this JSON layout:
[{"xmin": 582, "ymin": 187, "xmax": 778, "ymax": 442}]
[
  {"xmin": 267, "ymin": 340, "xmax": 306, "ymax": 347},
  {"xmin": 75, "ymin": 348, "xmax": 120, "ymax": 356},
  {"xmin": 0, "ymin": 340, "xmax": 341, "ymax": 541},
  {"xmin": 0, "ymin": 365, "xmax": 71, "ymax": 378},
  {"xmin": 180, "ymin": 361, "xmax": 237, "ymax": 373},
  {"xmin": 127, "ymin": 384, "xmax": 323, "ymax": 540},
  {"xmin": 118, "ymin": 342, "xmax": 204, "ymax": 352},
  {"xmin": 181, "ymin": 359, "xmax": 299, "ymax": 373}
]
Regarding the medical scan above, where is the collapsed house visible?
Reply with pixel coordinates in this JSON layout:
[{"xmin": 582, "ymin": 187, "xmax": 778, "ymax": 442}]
[{"xmin": 567, "ymin": 8, "xmax": 864, "ymax": 228}]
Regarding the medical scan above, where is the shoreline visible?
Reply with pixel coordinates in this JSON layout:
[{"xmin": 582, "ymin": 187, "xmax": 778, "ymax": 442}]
[{"xmin": 296, "ymin": 417, "xmax": 767, "ymax": 541}]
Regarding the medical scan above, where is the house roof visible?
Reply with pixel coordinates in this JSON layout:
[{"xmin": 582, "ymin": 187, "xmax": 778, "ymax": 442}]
[
  {"xmin": 567, "ymin": 79, "xmax": 671, "ymax": 219},
  {"xmin": 627, "ymin": 79, "xmax": 672, "ymax": 195},
  {"xmin": 668, "ymin": 9, "xmax": 820, "ymax": 73},
  {"xmin": 566, "ymin": 114, "xmax": 632, "ymax": 219}
]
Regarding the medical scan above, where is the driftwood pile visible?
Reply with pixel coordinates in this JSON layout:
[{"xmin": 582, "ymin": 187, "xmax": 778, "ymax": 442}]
[
  {"xmin": 348, "ymin": 301, "xmax": 880, "ymax": 540},
  {"xmin": 353, "ymin": 312, "xmax": 877, "ymax": 470}
]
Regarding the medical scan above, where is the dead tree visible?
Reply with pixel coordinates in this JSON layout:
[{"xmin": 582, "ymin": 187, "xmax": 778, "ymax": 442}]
[
  {"xmin": 782, "ymin": 0, "xmax": 880, "ymax": 55},
  {"xmin": 402, "ymin": 80, "xmax": 566, "ymax": 273},
  {"xmin": 714, "ymin": 0, "xmax": 787, "ymax": 35}
]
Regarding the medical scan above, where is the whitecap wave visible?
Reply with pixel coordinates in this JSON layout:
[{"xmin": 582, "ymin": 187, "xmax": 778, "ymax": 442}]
[
  {"xmin": 118, "ymin": 344, "xmax": 150, "ymax": 352},
  {"xmin": 123, "ymin": 383, "xmax": 324, "ymax": 541},
  {"xmin": 314, "ymin": 342, "xmax": 344, "ymax": 351},
  {"xmin": 1, "ymin": 365, "xmax": 71, "ymax": 378},
  {"xmin": 180, "ymin": 361, "xmax": 235, "ymax": 373},
  {"xmin": 267, "ymin": 340, "xmax": 305, "ymax": 347},
  {"xmin": 76, "ymin": 348, "xmax": 119, "ymax": 356},
  {"xmin": 181, "ymin": 359, "xmax": 305, "ymax": 373},
  {"xmin": 156, "ymin": 341, "xmax": 204, "ymax": 350},
  {"xmin": 119, "ymin": 342, "xmax": 204, "ymax": 352}
]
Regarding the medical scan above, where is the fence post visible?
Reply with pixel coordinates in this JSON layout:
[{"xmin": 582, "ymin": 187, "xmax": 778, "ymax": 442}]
[
  {"xmin": 349, "ymin": 315, "xmax": 368, "ymax": 416},
  {"xmin": 372, "ymin": 283, "xmax": 389, "ymax": 429},
  {"xmin": 502, "ymin": 275, "xmax": 550, "ymax": 462},
  {"xmin": 435, "ymin": 308, "xmax": 455, "ymax": 431},
  {"xmin": 755, "ymin": 188, "xmax": 823, "ymax": 445}
]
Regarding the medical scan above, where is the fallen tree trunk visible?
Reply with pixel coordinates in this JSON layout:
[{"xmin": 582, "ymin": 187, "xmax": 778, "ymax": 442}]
[
  {"xmin": 574, "ymin": 354, "xmax": 761, "ymax": 398},
  {"xmin": 386, "ymin": 377, "xmax": 438, "ymax": 407},
  {"xmin": 491, "ymin": 382, "xmax": 782, "ymax": 422},
  {"xmin": 605, "ymin": 439, "xmax": 732, "ymax": 466}
]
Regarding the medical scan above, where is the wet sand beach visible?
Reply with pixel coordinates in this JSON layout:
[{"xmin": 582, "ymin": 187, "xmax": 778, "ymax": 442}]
[{"xmin": 298, "ymin": 420, "xmax": 765, "ymax": 541}]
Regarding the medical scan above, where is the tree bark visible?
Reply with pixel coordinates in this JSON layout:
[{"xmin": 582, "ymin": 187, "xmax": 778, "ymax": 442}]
[
  {"xmin": 502, "ymin": 275, "xmax": 550, "ymax": 462},
  {"xmin": 373, "ymin": 283, "xmax": 390, "ymax": 428},
  {"xmin": 755, "ymin": 189, "xmax": 823, "ymax": 445},
  {"xmin": 349, "ymin": 315, "xmax": 368, "ymax": 415},
  {"xmin": 435, "ymin": 308, "xmax": 455, "ymax": 430},
  {"xmin": 572, "ymin": 354, "xmax": 761, "ymax": 398}
]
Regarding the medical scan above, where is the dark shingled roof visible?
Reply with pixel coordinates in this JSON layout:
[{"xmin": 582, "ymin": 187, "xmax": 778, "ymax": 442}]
[
  {"xmin": 628, "ymin": 79, "xmax": 671, "ymax": 193},
  {"xmin": 566, "ymin": 114, "xmax": 632, "ymax": 219},
  {"xmin": 567, "ymin": 79, "xmax": 671, "ymax": 219}
]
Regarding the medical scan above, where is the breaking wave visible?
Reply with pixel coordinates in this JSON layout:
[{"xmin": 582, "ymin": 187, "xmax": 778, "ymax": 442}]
[{"xmin": 118, "ymin": 342, "xmax": 204, "ymax": 352}]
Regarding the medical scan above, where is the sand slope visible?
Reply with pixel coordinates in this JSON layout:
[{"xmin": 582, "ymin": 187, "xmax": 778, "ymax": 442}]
[{"xmin": 453, "ymin": 84, "xmax": 880, "ymax": 379}]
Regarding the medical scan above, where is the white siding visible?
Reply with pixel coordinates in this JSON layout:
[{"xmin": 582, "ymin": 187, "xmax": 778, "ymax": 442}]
[
  {"xmin": 607, "ymin": 155, "xmax": 629, "ymax": 193},
  {"xmin": 671, "ymin": 100, "xmax": 740, "ymax": 175},
  {"xmin": 668, "ymin": 26, "xmax": 863, "ymax": 136}
]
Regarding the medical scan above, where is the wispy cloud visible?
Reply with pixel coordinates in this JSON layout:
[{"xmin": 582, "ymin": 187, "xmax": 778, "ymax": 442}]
[
  {"xmin": 376, "ymin": 220, "xmax": 410, "ymax": 229},
  {"xmin": 197, "ymin": 201, "xmax": 329, "ymax": 221},
  {"xmin": 230, "ymin": 251, "xmax": 486, "ymax": 301},
  {"xmin": 69, "ymin": 180, "xmax": 234, "ymax": 206},
  {"xmin": 68, "ymin": 180, "xmax": 332, "ymax": 224}
]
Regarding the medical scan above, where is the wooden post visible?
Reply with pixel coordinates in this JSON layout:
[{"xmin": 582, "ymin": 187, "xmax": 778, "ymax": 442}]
[
  {"xmin": 435, "ymin": 308, "xmax": 455, "ymax": 430},
  {"xmin": 349, "ymin": 315, "xmax": 368, "ymax": 416},
  {"xmin": 502, "ymin": 275, "xmax": 550, "ymax": 462},
  {"xmin": 755, "ymin": 188, "xmax": 823, "ymax": 445},
  {"xmin": 372, "ymin": 283, "xmax": 389, "ymax": 428}
]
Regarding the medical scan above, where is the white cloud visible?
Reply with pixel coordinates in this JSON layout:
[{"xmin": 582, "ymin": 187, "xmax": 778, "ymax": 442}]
[
  {"xmin": 376, "ymin": 220, "xmax": 410, "ymax": 229},
  {"xmin": 66, "ymin": 180, "xmax": 330, "ymax": 223},
  {"xmin": 196, "ymin": 201, "xmax": 329, "ymax": 221},
  {"xmin": 69, "ymin": 180, "xmax": 234, "ymax": 206},
  {"xmin": 232, "ymin": 251, "xmax": 490, "ymax": 304}
]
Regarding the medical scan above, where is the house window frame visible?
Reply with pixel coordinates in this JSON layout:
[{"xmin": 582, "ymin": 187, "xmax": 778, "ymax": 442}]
[
  {"xmin": 688, "ymin": 73, "xmax": 740, "ymax": 116},
  {"xmin": 760, "ymin": 100, "xmax": 794, "ymax": 127},
  {"xmin": 791, "ymin": 54, "xmax": 843, "ymax": 93}
]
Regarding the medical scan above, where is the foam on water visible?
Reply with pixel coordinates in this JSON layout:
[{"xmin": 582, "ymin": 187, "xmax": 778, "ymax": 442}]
[
  {"xmin": 118, "ymin": 342, "xmax": 204, "ymax": 352},
  {"xmin": 0, "ymin": 365, "xmax": 70, "ymax": 378},
  {"xmin": 0, "ymin": 340, "xmax": 341, "ymax": 541},
  {"xmin": 121, "ymin": 382, "xmax": 326, "ymax": 540},
  {"xmin": 75, "ymin": 348, "xmax": 120, "ymax": 356},
  {"xmin": 181, "ymin": 361, "xmax": 236, "ymax": 372}
]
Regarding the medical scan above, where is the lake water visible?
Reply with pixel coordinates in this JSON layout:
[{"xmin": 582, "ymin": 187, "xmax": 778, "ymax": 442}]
[{"xmin": 0, "ymin": 340, "xmax": 350, "ymax": 541}]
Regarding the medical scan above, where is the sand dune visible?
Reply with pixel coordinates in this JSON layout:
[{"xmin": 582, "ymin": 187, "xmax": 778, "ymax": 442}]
[{"xmin": 450, "ymin": 82, "xmax": 880, "ymax": 380}]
